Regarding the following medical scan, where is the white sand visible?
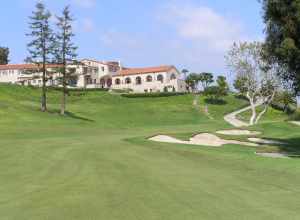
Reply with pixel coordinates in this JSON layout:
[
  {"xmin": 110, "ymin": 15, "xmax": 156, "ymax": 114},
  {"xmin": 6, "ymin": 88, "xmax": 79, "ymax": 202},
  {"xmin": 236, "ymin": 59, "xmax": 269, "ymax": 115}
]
[
  {"xmin": 216, "ymin": 130, "xmax": 261, "ymax": 136},
  {"xmin": 248, "ymin": 138, "xmax": 285, "ymax": 145},
  {"xmin": 255, "ymin": 152, "xmax": 289, "ymax": 159},
  {"xmin": 291, "ymin": 121, "xmax": 300, "ymax": 126},
  {"xmin": 149, "ymin": 133, "xmax": 258, "ymax": 147}
]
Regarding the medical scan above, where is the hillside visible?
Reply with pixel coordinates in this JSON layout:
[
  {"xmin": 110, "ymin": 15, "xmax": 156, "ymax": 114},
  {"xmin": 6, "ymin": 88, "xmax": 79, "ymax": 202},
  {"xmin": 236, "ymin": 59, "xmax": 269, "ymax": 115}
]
[{"xmin": 0, "ymin": 84, "xmax": 300, "ymax": 220}]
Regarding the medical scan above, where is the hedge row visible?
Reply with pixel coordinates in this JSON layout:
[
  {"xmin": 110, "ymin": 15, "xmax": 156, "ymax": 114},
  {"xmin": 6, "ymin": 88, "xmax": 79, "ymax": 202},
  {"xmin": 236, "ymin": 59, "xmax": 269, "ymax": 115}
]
[
  {"xmin": 48, "ymin": 87, "xmax": 109, "ymax": 92},
  {"xmin": 121, "ymin": 92, "xmax": 186, "ymax": 98}
]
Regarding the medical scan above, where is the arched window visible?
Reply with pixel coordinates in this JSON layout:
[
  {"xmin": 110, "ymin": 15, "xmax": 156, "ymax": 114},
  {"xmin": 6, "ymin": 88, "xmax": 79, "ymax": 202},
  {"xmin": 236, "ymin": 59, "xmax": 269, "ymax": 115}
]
[
  {"xmin": 115, "ymin": 78, "xmax": 121, "ymax": 85},
  {"xmin": 100, "ymin": 78, "xmax": 106, "ymax": 87},
  {"xmin": 157, "ymin": 74, "xmax": 164, "ymax": 83},
  {"xmin": 107, "ymin": 78, "xmax": 112, "ymax": 87},
  {"xmin": 146, "ymin": 75, "xmax": 153, "ymax": 82},
  {"xmin": 125, "ymin": 77, "xmax": 131, "ymax": 84},
  {"xmin": 136, "ymin": 76, "xmax": 142, "ymax": 85},
  {"xmin": 170, "ymin": 73, "xmax": 176, "ymax": 80}
]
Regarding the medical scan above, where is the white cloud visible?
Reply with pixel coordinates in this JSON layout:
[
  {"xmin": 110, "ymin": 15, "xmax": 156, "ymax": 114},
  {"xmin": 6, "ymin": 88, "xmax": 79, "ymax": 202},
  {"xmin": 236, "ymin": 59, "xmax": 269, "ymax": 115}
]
[
  {"xmin": 73, "ymin": 0, "xmax": 95, "ymax": 8},
  {"xmin": 81, "ymin": 18, "xmax": 95, "ymax": 32},
  {"xmin": 160, "ymin": 4, "xmax": 248, "ymax": 52}
]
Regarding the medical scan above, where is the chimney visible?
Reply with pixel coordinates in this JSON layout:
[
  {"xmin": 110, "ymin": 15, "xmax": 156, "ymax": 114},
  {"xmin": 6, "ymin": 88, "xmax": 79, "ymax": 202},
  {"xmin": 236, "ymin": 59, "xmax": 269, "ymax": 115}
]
[{"xmin": 118, "ymin": 60, "xmax": 122, "ymax": 71}]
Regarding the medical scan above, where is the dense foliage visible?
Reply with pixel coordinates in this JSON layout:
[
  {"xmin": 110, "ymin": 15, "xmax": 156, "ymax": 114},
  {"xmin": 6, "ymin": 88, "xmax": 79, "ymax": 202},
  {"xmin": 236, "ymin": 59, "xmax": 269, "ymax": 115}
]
[
  {"xmin": 262, "ymin": 0, "xmax": 300, "ymax": 94},
  {"xmin": 121, "ymin": 92, "xmax": 186, "ymax": 98},
  {"xmin": 0, "ymin": 47, "xmax": 9, "ymax": 64}
]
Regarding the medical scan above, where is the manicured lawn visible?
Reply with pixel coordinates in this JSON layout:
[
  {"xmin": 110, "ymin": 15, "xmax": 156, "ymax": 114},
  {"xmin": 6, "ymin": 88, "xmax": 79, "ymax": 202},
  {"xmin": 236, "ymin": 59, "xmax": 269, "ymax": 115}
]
[{"xmin": 0, "ymin": 84, "xmax": 299, "ymax": 220}]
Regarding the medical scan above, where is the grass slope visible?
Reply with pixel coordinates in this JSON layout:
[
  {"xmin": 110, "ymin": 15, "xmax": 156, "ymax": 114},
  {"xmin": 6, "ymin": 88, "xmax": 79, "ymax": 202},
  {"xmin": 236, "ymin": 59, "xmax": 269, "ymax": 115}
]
[{"xmin": 0, "ymin": 84, "xmax": 299, "ymax": 220}]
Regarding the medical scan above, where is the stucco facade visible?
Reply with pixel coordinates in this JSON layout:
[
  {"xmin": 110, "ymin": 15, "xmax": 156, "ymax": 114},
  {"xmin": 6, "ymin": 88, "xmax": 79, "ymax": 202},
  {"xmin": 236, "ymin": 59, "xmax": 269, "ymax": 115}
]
[
  {"xmin": 0, "ymin": 61, "xmax": 187, "ymax": 93},
  {"xmin": 111, "ymin": 66, "xmax": 187, "ymax": 93}
]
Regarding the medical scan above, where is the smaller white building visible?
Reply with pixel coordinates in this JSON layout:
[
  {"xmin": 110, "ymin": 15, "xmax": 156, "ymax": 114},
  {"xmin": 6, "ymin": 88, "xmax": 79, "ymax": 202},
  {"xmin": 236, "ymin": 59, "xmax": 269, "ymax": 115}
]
[
  {"xmin": 111, "ymin": 66, "xmax": 187, "ymax": 93},
  {"xmin": 0, "ymin": 64, "xmax": 63, "ymax": 87}
]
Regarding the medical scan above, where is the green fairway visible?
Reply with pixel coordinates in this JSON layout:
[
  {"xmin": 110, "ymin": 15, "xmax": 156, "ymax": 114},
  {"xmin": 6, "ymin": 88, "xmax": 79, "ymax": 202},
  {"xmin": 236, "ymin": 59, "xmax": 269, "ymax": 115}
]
[{"xmin": 0, "ymin": 84, "xmax": 300, "ymax": 220}]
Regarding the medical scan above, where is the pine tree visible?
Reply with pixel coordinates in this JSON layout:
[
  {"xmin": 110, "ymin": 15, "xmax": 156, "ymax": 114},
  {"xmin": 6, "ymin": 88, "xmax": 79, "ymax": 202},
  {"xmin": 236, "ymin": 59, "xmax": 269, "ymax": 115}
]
[
  {"xmin": 0, "ymin": 47, "xmax": 9, "ymax": 64},
  {"xmin": 55, "ymin": 6, "xmax": 77, "ymax": 115},
  {"xmin": 26, "ymin": 2, "xmax": 55, "ymax": 112}
]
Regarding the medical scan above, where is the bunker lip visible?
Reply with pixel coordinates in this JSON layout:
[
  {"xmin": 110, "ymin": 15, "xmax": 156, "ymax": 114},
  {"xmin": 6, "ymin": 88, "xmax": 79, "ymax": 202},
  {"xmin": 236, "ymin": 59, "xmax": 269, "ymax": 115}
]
[
  {"xmin": 216, "ymin": 129, "xmax": 261, "ymax": 136},
  {"xmin": 149, "ymin": 133, "xmax": 258, "ymax": 147},
  {"xmin": 255, "ymin": 152, "xmax": 290, "ymax": 159},
  {"xmin": 248, "ymin": 138, "xmax": 286, "ymax": 145}
]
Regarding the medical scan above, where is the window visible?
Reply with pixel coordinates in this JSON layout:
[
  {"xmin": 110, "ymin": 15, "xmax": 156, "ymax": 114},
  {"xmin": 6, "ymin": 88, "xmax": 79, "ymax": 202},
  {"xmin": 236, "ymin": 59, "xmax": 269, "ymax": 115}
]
[
  {"xmin": 125, "ymin": 77, "xmax": 131, "ymax": 84},
  {"xmin": 170, "ymin": 73, "xmax": 176, "ymax": 80},
  {"xmin": 101, "ymin": 67, "xmax": 105, "ymax": 72},
  {"xmin": 146, "ymin": 75, "xmax": 153, "ymax": 82},
  {"xmin": 94, "ymin": 79, "xmax": 97, "ymax": 84},
  {"xmin": 107, "ymin": 78, "xmax": 112, "ymax": 87},
  {"xmin": 136, "ymin": 76, "xmax": 142, "ymax": 85},
  {"xmin": 157, "ymin": 74, "xmax": 164, "ymax": 83},
  {"xmin": 115, "ymin": 78, "xmax": 121, "ymax": 85}
]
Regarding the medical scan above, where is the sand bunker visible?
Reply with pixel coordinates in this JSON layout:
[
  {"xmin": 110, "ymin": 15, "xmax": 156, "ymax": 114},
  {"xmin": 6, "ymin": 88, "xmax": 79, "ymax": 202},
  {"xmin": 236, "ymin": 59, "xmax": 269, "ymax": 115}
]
[
  {"xmin": 255, "ymin": 152, "xmax": 289, "ymax": 159},
  {"xmin": 149, "ymin": 133, "xmax": 258, "ymax": 147},
  {"xmin": 291, "ymin": 121, "xmax": 300, "ymax": 126},
  {"xmin": 216, "ymin": 129, "xmax": 261, "ymax": 136},
  {"xmin": 248, "ymin": 138, "xmax": 285, "ymax": 145}
]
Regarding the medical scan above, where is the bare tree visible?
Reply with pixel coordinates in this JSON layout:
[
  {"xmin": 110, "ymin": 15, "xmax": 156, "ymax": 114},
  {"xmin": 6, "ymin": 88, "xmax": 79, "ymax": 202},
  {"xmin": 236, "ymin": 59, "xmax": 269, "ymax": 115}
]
[{"xmin": 226, "ymin": 42, "xmax": 280, "ymax": 125}]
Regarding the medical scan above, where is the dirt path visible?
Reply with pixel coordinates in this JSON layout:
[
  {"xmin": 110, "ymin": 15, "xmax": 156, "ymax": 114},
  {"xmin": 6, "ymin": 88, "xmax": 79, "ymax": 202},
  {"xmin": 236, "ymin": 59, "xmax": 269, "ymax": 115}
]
[{"xmin": 224, "ymin": 101, "xmax": 263, "ymax": 127}]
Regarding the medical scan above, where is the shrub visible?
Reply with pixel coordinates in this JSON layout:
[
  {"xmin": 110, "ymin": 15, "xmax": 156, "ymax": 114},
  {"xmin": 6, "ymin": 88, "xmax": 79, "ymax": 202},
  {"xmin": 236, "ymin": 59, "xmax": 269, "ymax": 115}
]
[
  {"xmin": 289, "ymin": 110, "xmax": 300, "ymax": 121},
  {"xmin": 48, "ymin": 87, "xmax": 109, "ymax": 92},
  {"xmin": 121, "ymin": 92, "xmax": 186, "ymax": 98},
  {"xmin": 111, "ymin": 88, "xmax": 133, "ymax": 93}
]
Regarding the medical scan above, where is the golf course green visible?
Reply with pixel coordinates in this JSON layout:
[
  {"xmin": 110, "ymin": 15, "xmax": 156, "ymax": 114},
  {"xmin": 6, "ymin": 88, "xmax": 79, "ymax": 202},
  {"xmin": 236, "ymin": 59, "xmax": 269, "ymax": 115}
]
[{"xmin": 0, "ymin": 84, "xmax": 299, "ymax": 220}]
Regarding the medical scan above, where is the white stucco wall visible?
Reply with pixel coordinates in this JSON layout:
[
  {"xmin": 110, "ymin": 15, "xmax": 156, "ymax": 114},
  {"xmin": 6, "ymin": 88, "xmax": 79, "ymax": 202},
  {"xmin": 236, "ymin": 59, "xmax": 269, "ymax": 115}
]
[
  {"xmin": 111, "ymin": 68, "xmax": 187, "ymax": 93},
  {"xmin": 0, "ymin": 69, "xmax": 21, "ymax": 84}
]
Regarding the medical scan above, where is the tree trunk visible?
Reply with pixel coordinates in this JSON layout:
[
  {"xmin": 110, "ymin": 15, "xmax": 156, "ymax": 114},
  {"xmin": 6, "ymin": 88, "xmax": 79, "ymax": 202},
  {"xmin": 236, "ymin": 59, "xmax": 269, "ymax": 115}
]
[
  {"xmin": 246, "ymin": 92, "xmax": 256, "ymax": 125},
  {"xmin": 255, "ymin": 104, "xmax": 268, "ymax": 124},
  {"xmin": 41, "ymin": 61, "xmax": 47, "ymax": 112},
  {"xmin": 60, "ymin": 85, "xmax": 66, "ymax": 115},
  {"xmin": 255, "ymin": 92, "xmax": 275, "ymax": 124},
  {"xmin": 60, "ymin": 65, "xmax": 67, "ymax": 115}
]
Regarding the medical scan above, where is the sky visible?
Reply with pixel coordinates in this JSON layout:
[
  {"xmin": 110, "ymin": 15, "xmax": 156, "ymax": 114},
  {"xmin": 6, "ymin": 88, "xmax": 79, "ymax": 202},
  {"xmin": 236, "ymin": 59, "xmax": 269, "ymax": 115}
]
[{"xmin": 0, "ymin": 0, "xmax": 264, "ymax": 78}]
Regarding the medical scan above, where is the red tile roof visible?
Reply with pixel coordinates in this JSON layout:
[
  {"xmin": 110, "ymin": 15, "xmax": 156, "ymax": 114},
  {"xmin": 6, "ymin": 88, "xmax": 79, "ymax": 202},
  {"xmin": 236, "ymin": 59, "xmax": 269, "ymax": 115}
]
[
  {"xmin": 114, "ymin": 65, "xmax": 174, "ymax": 76},
  {"xmin": 81, "ymin": 59, "xmax": 120, "ymax": 67},
  {"xmin": 0, "ymin": 64, "xmax": 63, "ymax": 71}
]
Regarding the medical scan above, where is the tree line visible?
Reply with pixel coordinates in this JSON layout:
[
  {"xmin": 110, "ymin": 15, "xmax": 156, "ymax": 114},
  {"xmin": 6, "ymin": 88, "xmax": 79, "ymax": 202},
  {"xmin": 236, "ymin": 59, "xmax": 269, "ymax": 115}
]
[{"xmin": 183, "ymin": 71, "xmax": 229, "ymax": 101}]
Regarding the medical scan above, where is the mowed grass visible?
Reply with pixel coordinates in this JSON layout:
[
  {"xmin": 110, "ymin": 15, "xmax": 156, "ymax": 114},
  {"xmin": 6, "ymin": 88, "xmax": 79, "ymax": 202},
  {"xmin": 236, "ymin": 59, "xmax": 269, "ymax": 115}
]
[{"xmin": 0, "ymin": 84, "xmax": 300, "ymax": 220}]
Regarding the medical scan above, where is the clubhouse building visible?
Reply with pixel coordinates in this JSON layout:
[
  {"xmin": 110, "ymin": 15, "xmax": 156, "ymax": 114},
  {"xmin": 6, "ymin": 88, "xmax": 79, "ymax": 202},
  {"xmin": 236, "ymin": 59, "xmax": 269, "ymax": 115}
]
[{"xmin": 0, "ymin": 59, "xmax": 187, "ymax": 93}]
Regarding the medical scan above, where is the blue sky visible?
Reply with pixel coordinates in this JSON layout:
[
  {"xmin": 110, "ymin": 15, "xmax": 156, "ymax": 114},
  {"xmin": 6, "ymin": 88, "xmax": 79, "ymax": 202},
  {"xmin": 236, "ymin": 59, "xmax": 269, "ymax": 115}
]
[{"xmin": 1, "ymin": 0, "xmax": 264, "ymax": 76}]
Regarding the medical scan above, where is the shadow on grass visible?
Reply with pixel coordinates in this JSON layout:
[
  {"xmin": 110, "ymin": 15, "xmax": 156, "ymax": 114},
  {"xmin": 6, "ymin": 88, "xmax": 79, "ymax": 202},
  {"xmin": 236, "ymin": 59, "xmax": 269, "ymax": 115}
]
[
  {"xmin": 65, "ymin": 111, "xmax": 95, "ymax": 122},
  {"xmin": 204, "ymin": 98, "xmax": 227, "ymax": 105},
  {"xmin": 269, "ymin": 137, "xmax": 300, "ymax": 158},
  {"xmin": 47, "ymin": 109, "xmax": 95, "ymax": 122}
]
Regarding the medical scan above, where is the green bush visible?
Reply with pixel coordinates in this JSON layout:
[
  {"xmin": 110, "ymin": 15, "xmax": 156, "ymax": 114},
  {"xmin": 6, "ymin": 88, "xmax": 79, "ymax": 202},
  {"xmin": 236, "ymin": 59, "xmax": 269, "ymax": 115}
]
[
  {"xmin": 48, "ymin": 87, "xmax": 109, "ymax": 92},
  {"xmin": 289, "ymin": 110, "xmax": 300, "ymax": 121},
  {"xmin": 121, "ymin": 92, "xmax": 186, "ymax": 98},
  {"xmin": 111, "ymin": 88, "xmax": 133, "ymax": 93}
]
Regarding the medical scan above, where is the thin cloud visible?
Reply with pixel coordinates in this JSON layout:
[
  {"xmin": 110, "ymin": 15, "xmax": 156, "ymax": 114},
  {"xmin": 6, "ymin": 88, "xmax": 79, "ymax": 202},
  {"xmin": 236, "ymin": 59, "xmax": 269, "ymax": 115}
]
[{"xmin": 72, "ymin": 0, "xmax": 95, "ymax": 8}]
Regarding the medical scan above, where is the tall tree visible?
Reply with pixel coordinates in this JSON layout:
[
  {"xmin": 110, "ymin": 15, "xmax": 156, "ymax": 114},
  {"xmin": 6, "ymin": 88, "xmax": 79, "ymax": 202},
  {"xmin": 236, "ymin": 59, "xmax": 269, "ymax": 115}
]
[
  {"xmin": 199, "ymin": 72, "xmax": 214, "ymax": 90},
  {"xmin": 262, "ymin": 0, "xmax": 300, "ymax": 95},
  {"xmin": 185, "ymin": 73, "xmax": 199, "ymax": 93},
  {"xmin": 0, "ymin": 47, "xmax": 9, "ymax": 64},
  {"xmin": 216, "ymin": 76, "xmax": 229, "ymax": 96},
  {"xmin": 54, "ymin": 6, "xmax": 77, "ymax": 115},
  {"xmin": 226, "ymin": 41, "xmax": 280, "ymax": 125},
  {"xmin": 181, "ymin": 69, "xmax": 189, "ymax": 80},
  {"xmin": 27, "ymin": 2, "xmax": 55, "ymax": 112}
]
